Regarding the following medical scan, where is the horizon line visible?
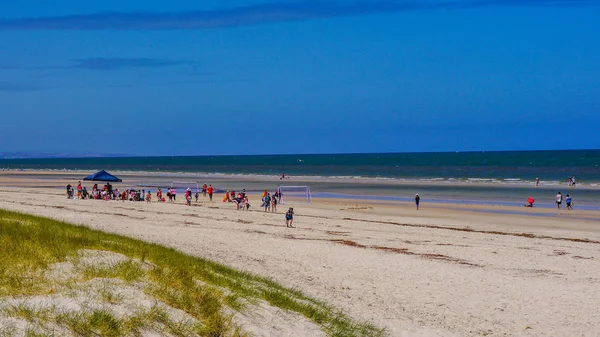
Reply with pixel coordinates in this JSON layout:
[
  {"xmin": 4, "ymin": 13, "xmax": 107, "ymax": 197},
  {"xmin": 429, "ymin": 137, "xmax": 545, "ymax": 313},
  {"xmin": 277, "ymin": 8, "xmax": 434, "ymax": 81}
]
[{"xmin": 1, "ymin": 148, "xmax": 599, "ymax": 160}]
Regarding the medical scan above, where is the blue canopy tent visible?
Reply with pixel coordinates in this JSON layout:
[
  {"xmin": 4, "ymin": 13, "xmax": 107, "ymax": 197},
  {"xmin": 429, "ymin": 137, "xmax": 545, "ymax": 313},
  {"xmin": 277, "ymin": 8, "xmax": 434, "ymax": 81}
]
[{"xmin": 83, "ymin": 170, "xmax": 122, "ymax": 182}]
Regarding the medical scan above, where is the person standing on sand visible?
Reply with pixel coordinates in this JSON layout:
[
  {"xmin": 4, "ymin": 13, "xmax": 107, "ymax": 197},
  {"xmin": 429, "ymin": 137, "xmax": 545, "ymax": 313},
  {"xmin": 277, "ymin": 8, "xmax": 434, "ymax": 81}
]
[
  {"xmin": 555, "ymin": 192, "xmax": 562, "ymax": 209},
  {"xmin": 285, "ymin": 208, "xmax": 294, "ymax": 228},
  {"xmin": 264, "ymin": 193, "xmax": 271, "ymax": 212},
  {"xmin": 566, "ymin": 194, "xmax": 573, "ymax": 210},
  {"xmin": 415, "ymin": 193, "xmax": 420, "ymax": 210},
  {"xmin": 271, "ymin": 193, "xmax": 278, "ymax": 213},
  {"xmin": 536, "ymin": 177, "xmax": 539, "ymax": 187},
  {"xmin": 207, "ymin": 185, "xmax": 214, "ymax": 201},
  {"xmin": 76, "ymin": 181, "xmax": 82, "ymax": 199},
  {"xmin": 185, "ymin": 188, "xmax": 192, "ymax": 206},
  {"xmin": 171, "ymin": 188, "xmax": 176, "ymax": 201}
]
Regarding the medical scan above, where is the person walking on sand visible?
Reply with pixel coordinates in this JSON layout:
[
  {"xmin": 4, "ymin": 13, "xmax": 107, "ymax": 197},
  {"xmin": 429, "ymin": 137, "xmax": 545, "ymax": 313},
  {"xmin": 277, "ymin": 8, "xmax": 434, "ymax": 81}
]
[
  {"xmin": 415, "ymin": 193, "xmax": 420, "ymax": 210},
  {"xmin": 566, "ymin": 194, "xmax": 573, "ymax": 210},
  {"xmin": 207, "ymin": 184, "xmax": 214, "ymax": 201},
  {"xmin": 555, "ymin": 192, "xmax": 562, "ymax": 209},
  {"xmin": 285, "ymin": 208, "xmax": 294, "ymax": 228},
  {"xmin": 171, "ymin": 188, "xmax": 177, "ymax": 201}
]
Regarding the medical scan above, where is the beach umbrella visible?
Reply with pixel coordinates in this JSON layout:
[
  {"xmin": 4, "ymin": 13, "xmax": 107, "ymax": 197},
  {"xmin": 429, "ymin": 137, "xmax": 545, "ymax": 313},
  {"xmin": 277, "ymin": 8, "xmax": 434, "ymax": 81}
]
[{"xmin": 83, "ymin": 170, "xmax": 122, "ymax": 182}]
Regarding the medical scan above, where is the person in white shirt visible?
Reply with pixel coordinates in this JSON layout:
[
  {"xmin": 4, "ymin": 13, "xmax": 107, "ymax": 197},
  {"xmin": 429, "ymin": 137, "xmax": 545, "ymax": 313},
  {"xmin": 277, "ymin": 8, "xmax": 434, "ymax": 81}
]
[{"xmin": 555, "ymin": 192, "xmax": 562, "ymax": 209}]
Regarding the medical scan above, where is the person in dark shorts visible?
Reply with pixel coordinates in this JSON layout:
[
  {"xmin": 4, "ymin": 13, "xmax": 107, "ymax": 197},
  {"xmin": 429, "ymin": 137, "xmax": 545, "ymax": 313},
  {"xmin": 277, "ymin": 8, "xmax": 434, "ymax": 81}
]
[
  {"xmin": 207, "ymin": 185, "xmax": 214, "ymax": 201},
  {"xmin": 415, "ymin": 193, "xmax": 420, "ymax": 210},
  {"xmin": 566, "ymin": 194, "xmax": 573, "ymax": 210},
  {"xmin": 285, "ymin": 208, "xmax": 294, "ymax": 228},
  {"xmin": 66, "ymin": 184, "xmax": 73, "ymax": 199},
  {"xmin": 555, "ymin": 192, "xmax": 562, "ymax": 209}
]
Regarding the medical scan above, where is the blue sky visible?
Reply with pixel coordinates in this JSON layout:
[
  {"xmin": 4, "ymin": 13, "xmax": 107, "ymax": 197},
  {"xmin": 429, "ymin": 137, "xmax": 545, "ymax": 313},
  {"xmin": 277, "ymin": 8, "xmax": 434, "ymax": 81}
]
[{"xmin": 1, "ymin": 0, "xmax": 599, "ymax": 156}]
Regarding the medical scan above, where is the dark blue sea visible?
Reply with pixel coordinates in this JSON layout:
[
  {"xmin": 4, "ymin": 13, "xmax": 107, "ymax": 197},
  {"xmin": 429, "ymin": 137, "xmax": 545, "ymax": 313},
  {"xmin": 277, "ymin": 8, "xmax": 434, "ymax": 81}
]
[{"xmin": 1, "ymin": 150, "xmax": 599, "ymax": 184}]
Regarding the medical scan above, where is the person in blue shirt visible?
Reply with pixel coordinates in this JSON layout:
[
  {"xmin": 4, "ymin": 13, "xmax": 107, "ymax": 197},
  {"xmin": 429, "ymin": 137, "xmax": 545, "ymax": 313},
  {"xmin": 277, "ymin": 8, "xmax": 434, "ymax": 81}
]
[{"xmin": 566, "ymin": 195, "xmax": 573, "ymax": 210}]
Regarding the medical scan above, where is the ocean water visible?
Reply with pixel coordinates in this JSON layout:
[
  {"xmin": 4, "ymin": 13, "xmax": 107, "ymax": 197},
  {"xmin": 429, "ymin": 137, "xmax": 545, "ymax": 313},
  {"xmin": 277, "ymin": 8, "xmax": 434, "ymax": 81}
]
[{"xmin": 1, "ymin": 150, "xmax": 599, "ymax": 184}]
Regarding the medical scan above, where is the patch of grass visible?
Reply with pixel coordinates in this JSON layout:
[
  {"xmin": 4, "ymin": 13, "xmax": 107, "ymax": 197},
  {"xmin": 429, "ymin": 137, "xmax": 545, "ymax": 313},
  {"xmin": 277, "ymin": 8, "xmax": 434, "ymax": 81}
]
[
  {"xmin": 0, "ymin": 327, "xmax": 16, "ymax": 337},
  {"xmin": 2, "ymin": 303, "xmax": 54, "ymax": 323},
  {"xmin": 23, "ymin": 328, "xmax": 53, "ymax": 337},
  {"xmin": 56, "ymin": 309, "xmax": 123, "ymax": 337},
  {"xmin": 81, "ymin": 260, "xmax": 146, "ymax": 283},
  {"xmin": 98, "ymin": 286, "xmax": 123, "ymax": 305},
  {"xmin": 0, "ymin": 209, "xmax": 386, "ymax": 337}
]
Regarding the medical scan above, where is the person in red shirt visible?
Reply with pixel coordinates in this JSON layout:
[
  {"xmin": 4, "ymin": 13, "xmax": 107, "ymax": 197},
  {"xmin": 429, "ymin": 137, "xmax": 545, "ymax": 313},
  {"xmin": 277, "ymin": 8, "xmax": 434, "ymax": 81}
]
[{"xmin": 207, "ymin": 185, "xmax": 214, "ymax": 201}]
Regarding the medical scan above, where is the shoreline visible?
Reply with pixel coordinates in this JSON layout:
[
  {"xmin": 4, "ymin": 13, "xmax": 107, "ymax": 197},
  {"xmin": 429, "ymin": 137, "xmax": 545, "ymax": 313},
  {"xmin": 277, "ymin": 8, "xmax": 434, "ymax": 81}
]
[{"xmin": 2, "ymin": 168, "xmax": 600, "ymax": 188}]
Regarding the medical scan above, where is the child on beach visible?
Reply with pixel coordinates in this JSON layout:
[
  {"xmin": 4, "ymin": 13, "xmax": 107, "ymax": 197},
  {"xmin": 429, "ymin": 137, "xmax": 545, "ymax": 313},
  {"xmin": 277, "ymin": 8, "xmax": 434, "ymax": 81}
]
[
  {"xmin": 285, "ymin": 208, "xmax": 294, "ymax": 228},
  {"xmin": 264, "ymin": 193, "xmax": 271, "ymax": 212},
  {"xmin": 525, "ymin": 197, "xmax": 535, "ymax": 207},
  {"xmin": 146, "ymin": 191, "xmax": 152, "ymax": 203}
]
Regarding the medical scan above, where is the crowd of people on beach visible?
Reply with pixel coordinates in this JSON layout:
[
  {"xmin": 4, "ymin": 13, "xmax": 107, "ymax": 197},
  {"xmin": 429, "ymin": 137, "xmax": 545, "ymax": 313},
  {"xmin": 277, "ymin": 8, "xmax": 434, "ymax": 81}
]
[{"xmin": 66, "ymin": 182, "xmax": 295, "ymax": 226}]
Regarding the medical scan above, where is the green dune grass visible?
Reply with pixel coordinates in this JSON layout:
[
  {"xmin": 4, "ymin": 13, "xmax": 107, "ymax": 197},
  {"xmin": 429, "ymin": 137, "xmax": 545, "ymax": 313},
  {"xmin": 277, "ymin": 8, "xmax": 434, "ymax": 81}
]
[{"xmin": 0, "ymin": 209, "xmax": 385, "ymax": 337}]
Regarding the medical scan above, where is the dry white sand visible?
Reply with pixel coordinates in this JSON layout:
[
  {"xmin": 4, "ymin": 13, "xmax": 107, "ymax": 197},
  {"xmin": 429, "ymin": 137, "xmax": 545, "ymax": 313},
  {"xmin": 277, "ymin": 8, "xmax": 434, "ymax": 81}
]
[{"xmin": 1, "ymin": 185, "xmax": 600, "ymax": 336}]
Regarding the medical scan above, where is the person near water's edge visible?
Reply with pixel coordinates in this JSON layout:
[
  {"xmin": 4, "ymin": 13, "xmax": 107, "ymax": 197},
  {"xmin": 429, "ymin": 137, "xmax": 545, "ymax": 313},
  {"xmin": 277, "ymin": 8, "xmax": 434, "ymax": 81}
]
[
  {"xmin": 415, "ymin": 193, "xmax": 420, "ymax": 210},
  {"xmin": 566, "ymin": 194, "xmax": 573, "ymax": 210},
  {"xmin": 555, "ymin": 192, "xmax": 562, "ymax": 209}
]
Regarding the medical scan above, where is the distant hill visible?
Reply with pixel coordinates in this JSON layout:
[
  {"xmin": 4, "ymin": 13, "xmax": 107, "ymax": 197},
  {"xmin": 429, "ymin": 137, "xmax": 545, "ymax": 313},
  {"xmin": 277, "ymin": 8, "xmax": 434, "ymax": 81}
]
[{"xmin": 0, "ymin": 152, "xmax": 131, "ymax": 159}]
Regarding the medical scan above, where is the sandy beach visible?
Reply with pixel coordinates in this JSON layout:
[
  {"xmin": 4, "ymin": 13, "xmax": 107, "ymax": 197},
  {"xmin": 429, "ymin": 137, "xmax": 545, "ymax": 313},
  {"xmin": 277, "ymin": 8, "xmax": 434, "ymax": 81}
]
[{"xmin": 2, "ymin": 172, "xmax": 600, "ymax": 336}]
